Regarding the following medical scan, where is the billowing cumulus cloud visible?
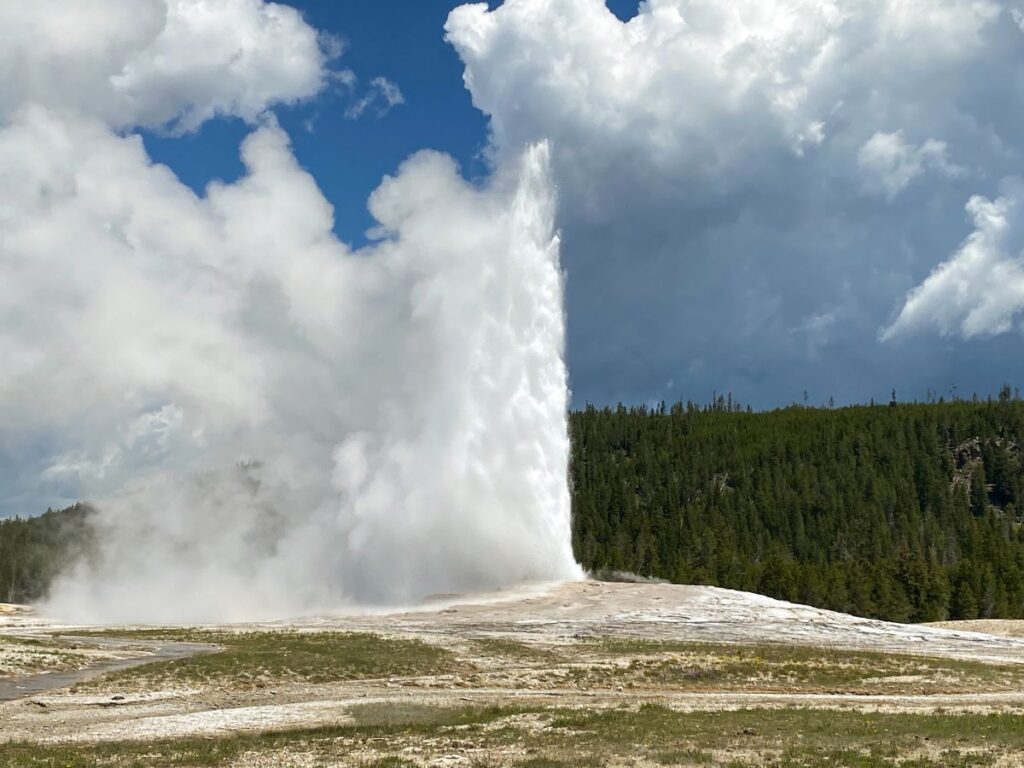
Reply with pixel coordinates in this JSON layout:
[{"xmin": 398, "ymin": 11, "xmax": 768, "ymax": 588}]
[
  {"xmin": 0, "ymin": 0, "xmax": 335, "ymax": 132},
  {"xmin": 446, "ymin": 0, "xmax": 1024, "ymax": 406},
  {"xmin": 447, "ymin": 0, "xmax": 998, "ymax": 183},
  {"xmin": 883, "ymin": 181, "xmax": 1024, "ymax": 340},
  {"xmin": 1, "ymin": 0, "xmax": 580, "ymax": 620}
]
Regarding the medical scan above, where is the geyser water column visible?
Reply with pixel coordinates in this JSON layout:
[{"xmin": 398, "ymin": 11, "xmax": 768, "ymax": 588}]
[
  {"xmin": 331, "ymin": 142, "xmax": 585, "ymax": 603},
  {"xmin": 37, "ymin": 132, "xmax": 582, "ymax": 623}
]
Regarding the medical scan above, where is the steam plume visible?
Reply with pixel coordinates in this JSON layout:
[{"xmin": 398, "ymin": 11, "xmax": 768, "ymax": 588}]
[
  {"xmin": 0, "ymin": 0, "xmax": 581, "ymax": 623},
  {"xmin": 35, "ymin": 134, "xmax": 582, "ymax": 623}
]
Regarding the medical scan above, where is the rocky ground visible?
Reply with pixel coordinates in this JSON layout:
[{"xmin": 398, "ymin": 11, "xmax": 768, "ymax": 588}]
[{"xmin": 3, "ymin": 581, "xmax": 1024, "ymax": 766}]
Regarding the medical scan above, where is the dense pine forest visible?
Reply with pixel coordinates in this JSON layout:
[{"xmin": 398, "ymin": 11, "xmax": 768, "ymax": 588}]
[
  {"xmin": 0, "ymin": 504, "xmax": 94, "ymax": 604},
  {"xmin": 571, "ymin": 391, "xmax": 1024, "ymax": 622},
  {"xmin": 7, "ymin": 394, "xmax": 1024, "ymax": 622}
]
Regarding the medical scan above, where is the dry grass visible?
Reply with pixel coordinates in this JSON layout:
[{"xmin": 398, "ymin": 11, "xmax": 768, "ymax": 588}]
[
  {"xmin": 73, "ymin": 631, "xmax": 457, "ymax": 691},
  {"xmin": 4, "ymin": 704, "xmax": 1024, "ymax": 767},
  {"xmin": 928, "ymin": 620, "xmax": 1024, "ymax": 639}
]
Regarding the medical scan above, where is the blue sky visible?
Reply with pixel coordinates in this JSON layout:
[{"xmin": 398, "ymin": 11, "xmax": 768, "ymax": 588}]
[
  {"xmin": 142, "ymin": 1, "xmax": 495, "ymax": 247},
  {"xmin": 143, "ymin": 0, "xmax": 642, "ymax": 247}
]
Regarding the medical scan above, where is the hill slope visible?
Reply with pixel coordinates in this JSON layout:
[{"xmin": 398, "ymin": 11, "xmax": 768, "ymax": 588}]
[
  {"xmin": 0, "ymin": 504, "xmax": 94, "ymax": 603},
  {"xmin": 571, "ymin": 397, "xmax": 1024, "ymax": 622}
]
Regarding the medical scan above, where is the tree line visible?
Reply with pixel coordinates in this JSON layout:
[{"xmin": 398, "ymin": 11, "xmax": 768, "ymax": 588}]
[
  {"xmin": 0, "ymin": 503, "xmax": 94, "ymax": 604},
  {"xmin": 7, "ymin": 393, "xmax": 1024, "ymax": 623},
  {"xmin": 571, "ymin": 391, "xmax": 1024, "ymax": 622}
]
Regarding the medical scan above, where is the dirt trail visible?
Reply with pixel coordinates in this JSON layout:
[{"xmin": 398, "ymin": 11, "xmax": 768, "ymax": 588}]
[
  {"xmin": 928, "ymin": 619, "xmax": 1024, "ymax": 639},
  {"xmin": 0, "ymin": 637, "xmax": 218, "ymax": 703}
]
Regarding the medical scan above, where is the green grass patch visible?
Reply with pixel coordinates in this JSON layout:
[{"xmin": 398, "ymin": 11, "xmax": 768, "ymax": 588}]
[
  {"xmin": 0, "ymin": 636, "xmax": 45, "ymax": 647},
  {"xmin": 74, "ymin": 630, "xmax": 456, "ymax": 689}
]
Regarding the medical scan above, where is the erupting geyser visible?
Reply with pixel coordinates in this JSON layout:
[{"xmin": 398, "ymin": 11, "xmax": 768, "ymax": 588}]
[
  {"xmin": 0, "ymin": 0, "xmax": 581, "ymax": 623},
  {"xmin": 38, "ymin": 139, "xmax": 582, "ymax": 623}
]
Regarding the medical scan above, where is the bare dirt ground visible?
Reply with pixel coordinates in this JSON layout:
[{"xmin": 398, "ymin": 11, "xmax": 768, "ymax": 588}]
[
  {"xmin": 928, "ymin": 618, "xmax": 1024, "ymax": 638},
  {"xmin": 4, "ymin": 580, "xmax": 1024, "ymax": 752}
]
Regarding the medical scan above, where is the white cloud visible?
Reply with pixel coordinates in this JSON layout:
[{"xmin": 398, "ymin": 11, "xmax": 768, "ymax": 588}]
[
  {"xmin": 858, "ymin": 131, "xmax": 963, "ymax": 199},
  {"xmin": 447, "ymin": 0, "xmax": 998, "ymax": 167},
  {"xmin": 445, "ymin": 0, "xmax": 1022, "ymax": 405},
  {"xmin": 0, "ymin": 0, "xmax": 334, "ymax": 132},
  {"xmin": 795, "ymin": 311, "xmax": 838, "ymax": 335},
  {"xmin": 345, "ymin": 76, "xmax": 405, "ymax": 119},
  {"xmin": 446, "ymin": 0, "xmax": 1000, "ymax": 215},
  {"xmin": 883, "ymin": 180, "xmax": 1024, "ymax": 340}
]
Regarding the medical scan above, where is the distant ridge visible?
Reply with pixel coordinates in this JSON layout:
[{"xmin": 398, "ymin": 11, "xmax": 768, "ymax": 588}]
[{"xmin": 571, "ymin": 392, "xmax": 1024, "ymax": 623}]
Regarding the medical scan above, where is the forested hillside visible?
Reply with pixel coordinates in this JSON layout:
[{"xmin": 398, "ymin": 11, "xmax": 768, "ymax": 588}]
[
  {"xmin": 7, "ymin": 396, "xmax": 1024, "ymax": 622},
  {"xmin": 0, "ymin": 504, "xmax": 94, "ymax": 604},
  {"xmin": 571, "ymin": 393, "xmax": 1024, "ymax": 622}
]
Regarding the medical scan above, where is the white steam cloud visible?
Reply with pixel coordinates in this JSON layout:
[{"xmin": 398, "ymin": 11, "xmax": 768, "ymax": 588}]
[{"xmin": 1, "ymin": 0, "xmax": 581, "ymax": 622}]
